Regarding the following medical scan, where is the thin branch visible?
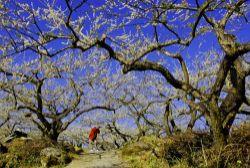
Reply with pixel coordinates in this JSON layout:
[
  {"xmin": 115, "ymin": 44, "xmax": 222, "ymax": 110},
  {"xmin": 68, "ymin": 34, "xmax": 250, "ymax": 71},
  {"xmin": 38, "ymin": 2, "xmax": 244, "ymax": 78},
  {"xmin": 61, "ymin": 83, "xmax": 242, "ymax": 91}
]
[
  {"xmin": 239, "ymin": 110, "xmax": 250, "ymax": 115},
  {"xmin": 220, "ymin": 0, "xmax": 246, "ymax": 28},
  {"xmin": 192, "ymin": 1, "xmax": 211, "ymax": 38},
  {"xmin": 62, "ymin": 106, "xmax": 115, "ymax": 130},
  {"xmin": 153, "ymin": 25, "xmax": 159, "ymax": 43},
  {"xmin": 73, "ymin": 0, "xmax": 87, "ymax": 11},
  {"xmin": 159, "ymin": 49, "xmax": 189, "ymax": 86},
  {"xmin": 65, "ymin": 0, "xmax": 79, "ymax": 43},
  {"xmin": 162, "ymin": 22, "xmax": 181, "ymax": 40},
  {"xmin": 59, "ymin": 79, "xmax": 83, "ymax": 119},
  {"xmin": 0, "ymin": 113, "xmax": 10, "ymax": 128}
]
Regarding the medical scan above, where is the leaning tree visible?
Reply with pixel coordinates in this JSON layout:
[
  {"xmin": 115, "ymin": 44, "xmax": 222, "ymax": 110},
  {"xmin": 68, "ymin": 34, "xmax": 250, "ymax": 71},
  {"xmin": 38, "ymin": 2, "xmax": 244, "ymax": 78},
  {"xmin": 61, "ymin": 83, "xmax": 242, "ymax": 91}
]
[{"xmin": 96, "ymin": 0, "xmax": 250, "ymax": 147}]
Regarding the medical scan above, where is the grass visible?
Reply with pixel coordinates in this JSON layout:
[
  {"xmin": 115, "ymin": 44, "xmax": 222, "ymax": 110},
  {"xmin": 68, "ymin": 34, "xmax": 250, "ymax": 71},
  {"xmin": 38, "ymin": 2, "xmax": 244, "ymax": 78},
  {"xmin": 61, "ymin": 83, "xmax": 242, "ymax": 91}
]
[
  {"xmin": 121, "ymin": 136, "xmax": 168, "ymax": 168},
  {"xmin": 0, "ymin": 123, "xmax": 249, "ymax": 168},
  {"xmin": 0, "ymin": 138, "xmax": 53, "ymax": 168},
  {"xmin": 121, "ymin": 123, "xmax": 250, "ymax": 168},
  {"xmin": 0, "ymin": 137, "xmax": 76, "ymax": 168}
]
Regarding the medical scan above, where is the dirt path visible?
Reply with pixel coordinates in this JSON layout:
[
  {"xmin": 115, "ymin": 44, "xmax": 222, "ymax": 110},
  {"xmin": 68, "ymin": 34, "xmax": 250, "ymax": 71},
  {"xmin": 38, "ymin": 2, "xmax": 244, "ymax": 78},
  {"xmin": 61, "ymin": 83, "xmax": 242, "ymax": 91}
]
[{"xmin": 65, "ymin": 150, "xmax": 129, "ymax": 168}]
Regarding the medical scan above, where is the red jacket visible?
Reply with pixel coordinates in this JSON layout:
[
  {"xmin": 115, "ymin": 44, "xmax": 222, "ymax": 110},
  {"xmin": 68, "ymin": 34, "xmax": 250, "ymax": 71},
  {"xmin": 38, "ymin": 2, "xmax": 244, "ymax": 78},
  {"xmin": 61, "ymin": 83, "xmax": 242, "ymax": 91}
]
[{"xmin": 89, "ymin": 127, "xmax": 100, "ymax": 141}]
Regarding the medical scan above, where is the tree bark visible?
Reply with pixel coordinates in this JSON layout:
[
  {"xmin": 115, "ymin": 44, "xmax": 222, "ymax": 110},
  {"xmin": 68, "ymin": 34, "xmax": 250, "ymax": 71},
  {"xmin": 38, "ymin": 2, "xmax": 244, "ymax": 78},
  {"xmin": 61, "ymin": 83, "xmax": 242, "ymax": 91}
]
[
  {"xmin": 210, "ymin": 115, "xmax": 227, "ymax": 147},
  {"xmin": 187, "ymin": 110, "xmax": 197, "ymax": 132},
  {"xmin": 164, "ymin": 103, "xmax": 172, "ymax": 136},
  {"xmin": 204, "ymin": 97, "xmax": 227, "ymax": 147},
  {"xmin": 47, "ymin": 132, "xmax": 60, "ymax": 143}
]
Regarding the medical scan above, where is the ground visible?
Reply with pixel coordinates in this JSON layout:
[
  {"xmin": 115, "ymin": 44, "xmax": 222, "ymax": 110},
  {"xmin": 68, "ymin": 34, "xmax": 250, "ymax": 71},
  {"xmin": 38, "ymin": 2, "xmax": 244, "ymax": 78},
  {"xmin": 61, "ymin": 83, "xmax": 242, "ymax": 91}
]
[{"xmin": 65, "ymin": 150, "xmax": 129, "ymax": 168}]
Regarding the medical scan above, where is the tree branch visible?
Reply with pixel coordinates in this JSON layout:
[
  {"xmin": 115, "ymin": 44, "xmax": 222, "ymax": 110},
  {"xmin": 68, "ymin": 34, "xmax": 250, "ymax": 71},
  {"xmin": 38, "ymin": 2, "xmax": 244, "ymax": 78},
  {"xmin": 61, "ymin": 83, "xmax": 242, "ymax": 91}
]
[
  {"xmin": 160, "ymin": 49, "xmax": 189, "ymax": 86},
  {"xmin": 192, "ymin": 1, "xmax": 211, "ymax": 38},
  {"xmin": 59, "ymin": 79, "xmax": 83, "ymax": 119},
  {"xmin": 62, "ymin": 106, "xmax": 115, "ymax": 130},
  {"xmin": 0, "ymin": 113, "xmax": 10, "ymax": 128},
  {"xmin": 220, "ymin": 0, "xmax": 246, "ymax": 28},
  {"xmin": 123, "ymin": 60, "xmax": 183, "ymax": 89},
  {"xmin": 211, "ymin": 56, "xmax": 234, "ymax": 98},
  {"xmin": 245, "ymin": 98, "xmax": 250, "ymax": 106},
  {"xmin": 239, "ymin": 110, "xmax": 250, "ymax": 115}
]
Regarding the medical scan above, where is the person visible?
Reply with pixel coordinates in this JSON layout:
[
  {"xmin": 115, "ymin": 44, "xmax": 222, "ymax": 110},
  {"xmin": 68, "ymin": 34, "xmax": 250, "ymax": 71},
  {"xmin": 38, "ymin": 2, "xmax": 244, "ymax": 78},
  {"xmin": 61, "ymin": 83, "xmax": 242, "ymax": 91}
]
[{"xmin": 88, "ymin": 126, "xmax": 100, "ymax": 152}]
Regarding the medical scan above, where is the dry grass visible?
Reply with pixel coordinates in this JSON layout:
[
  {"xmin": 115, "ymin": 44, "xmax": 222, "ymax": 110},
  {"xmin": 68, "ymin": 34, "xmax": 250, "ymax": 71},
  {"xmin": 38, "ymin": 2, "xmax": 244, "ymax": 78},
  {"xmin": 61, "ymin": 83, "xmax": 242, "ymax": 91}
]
[
  {"xmin": 0, "ymin": 137, "xmax": 76, "ymax": 168},
  {"xmin": 121, "ymin": 136, "xmax": 168, "ymax": 168},
  {"xmin": 198, "ymin": 123, "xmax": 250, "ymax": 168},
  {"xmin": 0, "ymin": 138, "xmax": 54, "ymax": 168},
  {"xmin": 121, "ymin": 123, "xmax": 250, "ymax": 168}
]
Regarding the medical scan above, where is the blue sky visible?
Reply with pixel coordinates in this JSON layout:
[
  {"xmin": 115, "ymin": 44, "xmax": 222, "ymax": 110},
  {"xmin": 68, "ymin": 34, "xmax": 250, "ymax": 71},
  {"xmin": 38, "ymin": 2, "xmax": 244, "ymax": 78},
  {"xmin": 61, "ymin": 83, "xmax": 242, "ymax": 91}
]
[{"xmin": 1, "ymin": 0, "xmax": 250, "ymax": 135}]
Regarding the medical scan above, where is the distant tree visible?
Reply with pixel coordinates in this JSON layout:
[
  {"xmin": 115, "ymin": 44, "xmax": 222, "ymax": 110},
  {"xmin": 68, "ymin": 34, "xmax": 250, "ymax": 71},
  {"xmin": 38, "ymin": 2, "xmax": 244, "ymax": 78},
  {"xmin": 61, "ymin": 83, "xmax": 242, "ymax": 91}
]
[
  {"xmin": 79, "ymin": 70, "xmax": 135, "ymax": 147},
  {"xmin": 0, "ymin": 53, "xmax": 113, "ymax": 141},
  {"xmin": 82, "ymin": 69, "xmax": 183, "ymax": 142}
]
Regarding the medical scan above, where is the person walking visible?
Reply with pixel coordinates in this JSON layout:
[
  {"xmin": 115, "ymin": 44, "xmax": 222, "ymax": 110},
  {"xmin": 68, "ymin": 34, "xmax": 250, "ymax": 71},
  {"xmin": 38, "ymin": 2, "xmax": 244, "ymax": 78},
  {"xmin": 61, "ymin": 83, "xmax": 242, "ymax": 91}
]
[{"xmin": 88, "ymin": 126, "xmax": 100, "ymax": 152}]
